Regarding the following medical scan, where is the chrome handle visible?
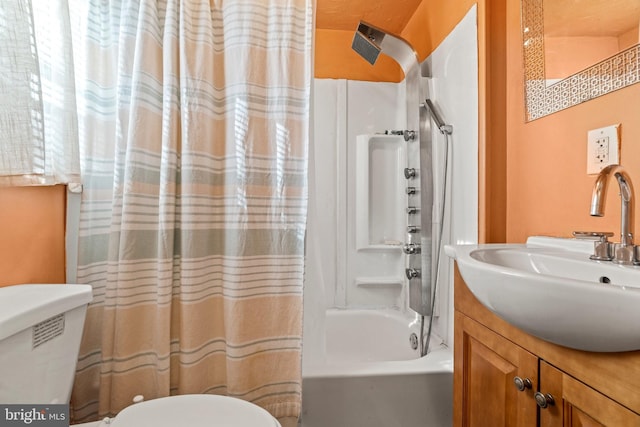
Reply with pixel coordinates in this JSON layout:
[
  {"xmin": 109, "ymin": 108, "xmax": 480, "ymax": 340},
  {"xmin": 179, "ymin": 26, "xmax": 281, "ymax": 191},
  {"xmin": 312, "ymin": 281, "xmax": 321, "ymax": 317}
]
[
  {"xmin": 404, "ymin": 168, "xmax": 416, "ymax": 179},
  {"xmin": 534, "ymin": 392, "xmax": 555, "ymax": 409},
  {"xmin": 406, "ymin": 186, "xmax": 416, "ymax": 195},
  {"xmin": 405, "ymin": 268, "xmax": 421, "ymax": 279},
  {"xmin": 613, "ymin": 243, "xmax": 635, "ymax": 264},
  {"xmin": 406, "ymin": 206, "xmax": 418, "ymax": 214},
  {"xmin": 573, "ymin": 231, "xmax": 614, "ymax": 261},
  {"xmin": 403, "ymin": 243, "xmax": 421, "ymax": 255},
  {"xmin": 513, "ymin": 376, "xmax": 532, "ymax": 392},
  {"xmin": 407, "ymin": 225, "xmax": 420, "ymax": 233},
  {"xmin": 634, "ymin": 246, "xmax": 640, "ymax": 266}
]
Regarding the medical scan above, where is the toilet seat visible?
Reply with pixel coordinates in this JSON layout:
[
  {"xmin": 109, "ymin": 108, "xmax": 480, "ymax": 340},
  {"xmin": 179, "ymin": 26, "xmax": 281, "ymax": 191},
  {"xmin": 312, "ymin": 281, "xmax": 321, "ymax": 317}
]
[{"xmin": 109, "ymin": 394, "xmax": 281, "ymax": 427}]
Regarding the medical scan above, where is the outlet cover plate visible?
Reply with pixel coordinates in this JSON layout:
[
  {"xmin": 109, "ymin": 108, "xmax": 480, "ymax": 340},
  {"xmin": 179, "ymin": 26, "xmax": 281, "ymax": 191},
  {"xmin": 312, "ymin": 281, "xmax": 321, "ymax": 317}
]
[{"xmin": 587, "ymin": 124, "xmax": 620, "ymax": 175}]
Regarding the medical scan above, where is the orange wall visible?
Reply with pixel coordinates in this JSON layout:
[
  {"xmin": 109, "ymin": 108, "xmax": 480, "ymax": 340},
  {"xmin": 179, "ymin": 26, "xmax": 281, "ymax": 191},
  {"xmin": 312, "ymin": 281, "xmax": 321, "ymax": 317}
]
[
  {"xmin": 401, "ymin": 0, "xmax": 476, "ymax": 62},
  {"xmin": 0, "ymin": 186, "xmax": 66, "ymax": 287},
  {"xmin": 505, "ymin": 0, "xmax": 640, "ymax": 243},
  {"xmin": 314, "ymin": 0, "xmax": 478, "ymax": 81}
]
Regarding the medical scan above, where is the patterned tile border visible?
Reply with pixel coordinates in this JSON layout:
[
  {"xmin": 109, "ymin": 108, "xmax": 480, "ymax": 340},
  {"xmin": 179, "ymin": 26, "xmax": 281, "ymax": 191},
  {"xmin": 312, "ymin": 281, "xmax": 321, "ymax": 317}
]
[{"xmin": 521, "ymin": 0, "xmax": 640, "ymax": 121}]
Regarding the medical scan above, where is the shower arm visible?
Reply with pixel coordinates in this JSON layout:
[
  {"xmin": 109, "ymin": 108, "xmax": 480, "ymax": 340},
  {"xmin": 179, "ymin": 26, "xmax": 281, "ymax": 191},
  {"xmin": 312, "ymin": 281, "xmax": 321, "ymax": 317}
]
[
  {"xmin": 422, "ymin": 99, "xmax": 453, "ymax": 135},
  {"xmin": 352, "ymin": 22, "xmax": 453, "ymax": 138}
]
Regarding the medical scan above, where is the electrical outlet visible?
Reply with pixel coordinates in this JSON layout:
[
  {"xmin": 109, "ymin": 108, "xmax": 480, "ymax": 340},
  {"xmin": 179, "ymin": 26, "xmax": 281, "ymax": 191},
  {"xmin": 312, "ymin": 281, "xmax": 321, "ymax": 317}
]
[{"xmin": 587, "ymin": 124, "xmax": 620, "ymax": 174}]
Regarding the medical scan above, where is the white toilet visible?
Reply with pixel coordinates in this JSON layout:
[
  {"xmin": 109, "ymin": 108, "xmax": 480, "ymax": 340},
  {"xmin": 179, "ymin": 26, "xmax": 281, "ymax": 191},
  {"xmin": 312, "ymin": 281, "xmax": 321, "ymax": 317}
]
[
  {"xmin": 105, "ymin": 394, "xmax": 280, "ymax": 427},
  {"xmin": 0, "ymin": 284, "xmax": 281, "ymax": 427}
]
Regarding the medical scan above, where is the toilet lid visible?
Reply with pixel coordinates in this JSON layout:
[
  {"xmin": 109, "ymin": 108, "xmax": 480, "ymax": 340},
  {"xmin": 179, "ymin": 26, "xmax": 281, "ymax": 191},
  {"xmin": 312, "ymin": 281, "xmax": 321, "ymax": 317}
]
[{"xmin": 110, "ymin": 395, "xmax": 281, "ymax": 427}]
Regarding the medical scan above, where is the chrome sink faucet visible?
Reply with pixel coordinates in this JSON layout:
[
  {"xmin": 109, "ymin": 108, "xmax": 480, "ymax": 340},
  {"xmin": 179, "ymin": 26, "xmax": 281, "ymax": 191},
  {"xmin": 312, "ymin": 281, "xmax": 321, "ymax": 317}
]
[{"xmin": 590, "ymin": 164, "xmax": 635, "ymax": 264}]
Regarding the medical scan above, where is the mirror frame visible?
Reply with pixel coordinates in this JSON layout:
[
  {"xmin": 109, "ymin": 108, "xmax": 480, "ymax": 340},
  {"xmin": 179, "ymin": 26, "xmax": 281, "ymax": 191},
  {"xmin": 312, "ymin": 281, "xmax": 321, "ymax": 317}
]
[{"xmin": 522, "ymin": 0, "xmax": 640, "ymax": 121}]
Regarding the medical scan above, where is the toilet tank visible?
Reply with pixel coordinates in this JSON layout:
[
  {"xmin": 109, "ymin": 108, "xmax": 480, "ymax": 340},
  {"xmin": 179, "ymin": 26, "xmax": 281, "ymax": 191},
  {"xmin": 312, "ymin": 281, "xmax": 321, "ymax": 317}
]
[{"xmin": 0, "ymin": 284, "xmax": 92, "ymax": 404}]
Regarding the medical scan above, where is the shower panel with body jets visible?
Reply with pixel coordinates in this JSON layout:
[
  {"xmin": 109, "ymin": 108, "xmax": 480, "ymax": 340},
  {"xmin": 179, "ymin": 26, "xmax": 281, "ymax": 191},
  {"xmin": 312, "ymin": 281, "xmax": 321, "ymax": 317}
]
[{"xmin": 352, "ymin": 22, "xmax": 453, "ymax": 356}]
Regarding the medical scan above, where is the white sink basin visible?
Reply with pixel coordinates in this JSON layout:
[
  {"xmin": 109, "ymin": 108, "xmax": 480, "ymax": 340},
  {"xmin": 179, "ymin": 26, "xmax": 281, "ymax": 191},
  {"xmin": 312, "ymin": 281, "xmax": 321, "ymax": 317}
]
[{"xmin": 446, "ymin": 236, "xmax": 640, "ymax": 352}]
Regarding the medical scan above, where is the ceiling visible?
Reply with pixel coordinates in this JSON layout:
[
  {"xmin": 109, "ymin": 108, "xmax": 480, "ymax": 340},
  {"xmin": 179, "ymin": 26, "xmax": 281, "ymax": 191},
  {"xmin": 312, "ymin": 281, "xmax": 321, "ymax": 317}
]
[
  {"xmin": 316, "ymin": 0, "xmax": 422, "ymax": 35},
  {"xmin": 544, "ymin": 0, "xmax": 640, "ymax": 37}
]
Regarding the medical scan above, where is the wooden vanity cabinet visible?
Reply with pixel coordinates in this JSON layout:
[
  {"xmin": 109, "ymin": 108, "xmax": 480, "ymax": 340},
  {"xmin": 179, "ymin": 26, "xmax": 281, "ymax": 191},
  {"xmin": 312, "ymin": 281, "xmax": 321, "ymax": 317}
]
[
  {"xmin": 454, "ymin": 266, "xmax": 640, "ymax": 427},
  {"xmin": 538, "ymin": 361, "xmax": 638, "ymax": 427},
  {"xmin": 455, "ymin": 312, "xmax": 537, "ymax": 426}
]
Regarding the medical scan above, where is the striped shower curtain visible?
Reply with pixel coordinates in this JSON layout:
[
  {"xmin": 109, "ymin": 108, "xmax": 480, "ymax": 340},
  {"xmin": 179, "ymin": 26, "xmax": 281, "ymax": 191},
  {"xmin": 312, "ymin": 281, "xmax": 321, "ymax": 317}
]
[{"xmin": 69, "ymin": 0, "xmax": 312, "ymax": 424}]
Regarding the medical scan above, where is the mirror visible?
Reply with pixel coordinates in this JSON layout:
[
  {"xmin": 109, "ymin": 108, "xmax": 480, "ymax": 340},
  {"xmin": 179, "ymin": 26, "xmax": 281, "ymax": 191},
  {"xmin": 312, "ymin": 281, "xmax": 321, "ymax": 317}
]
[{"xmin": 522, "ymin": 0, "xmax": 640, "ymax": 121}]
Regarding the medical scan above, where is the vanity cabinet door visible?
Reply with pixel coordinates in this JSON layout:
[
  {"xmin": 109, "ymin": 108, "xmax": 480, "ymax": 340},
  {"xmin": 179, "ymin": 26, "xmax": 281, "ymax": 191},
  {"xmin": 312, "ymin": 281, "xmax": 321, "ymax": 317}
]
[
  {"xmin": 454, "ymin": 312, "xmax": 538, "ymax": 427},
  {"xmin": 539, "ymin": 361, "xmax": 640, "ymax": 427}
]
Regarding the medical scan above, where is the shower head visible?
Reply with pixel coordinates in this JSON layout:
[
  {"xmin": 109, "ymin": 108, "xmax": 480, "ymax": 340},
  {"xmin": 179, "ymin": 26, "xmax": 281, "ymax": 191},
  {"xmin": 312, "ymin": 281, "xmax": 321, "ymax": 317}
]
[
  {"xmin": 422, "ymin": 99, "xmax": 446, "ymax": 129},
  {"xmin": 351, "ymin": 22, "xmax": 385, "ymax": 65},
  {"xmin": 351, "ymin": 21, "xmax": 419, "ymax": 76},
  {"xmin": 422, "ymin": 99, "xmax": 453, "ymax": 135}
]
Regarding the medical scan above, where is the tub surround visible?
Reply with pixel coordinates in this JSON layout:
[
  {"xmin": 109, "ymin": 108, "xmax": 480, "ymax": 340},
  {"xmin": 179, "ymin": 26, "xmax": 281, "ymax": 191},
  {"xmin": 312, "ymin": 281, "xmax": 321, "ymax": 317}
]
[
  {"xmin": 421, "ymin": 6, "xmax": 478, "ymax": 346},
  {"xmin": 308, "ymin": 79, "xmax": 407, "ymax": 312},
  {"xmin": 302, "ymin": 11, "xmax": 477, "ymax": 425},
  {"xmin": 305, "ymin": 5, "xmax": 478, "ymax": 349}
]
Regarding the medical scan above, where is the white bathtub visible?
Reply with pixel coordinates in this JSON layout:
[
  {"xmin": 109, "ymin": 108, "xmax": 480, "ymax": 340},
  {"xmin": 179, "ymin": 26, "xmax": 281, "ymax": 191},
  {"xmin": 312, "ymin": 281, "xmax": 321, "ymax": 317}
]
[{"xmin": 301, "ymin": 309, "xmax": 453, "ymax": 427}]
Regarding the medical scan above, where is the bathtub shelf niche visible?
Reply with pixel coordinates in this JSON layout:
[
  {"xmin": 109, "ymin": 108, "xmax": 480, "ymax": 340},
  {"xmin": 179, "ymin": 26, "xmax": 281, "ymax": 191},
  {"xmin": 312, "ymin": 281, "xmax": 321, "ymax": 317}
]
[{"xmin": 355, "ymin": 134, "xmax": 406, "ymax": 251}]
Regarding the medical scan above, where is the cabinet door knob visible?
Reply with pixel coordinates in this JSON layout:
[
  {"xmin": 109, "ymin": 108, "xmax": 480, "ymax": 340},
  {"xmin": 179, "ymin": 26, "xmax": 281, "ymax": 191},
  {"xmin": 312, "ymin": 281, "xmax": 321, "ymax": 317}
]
[
  {"xmin": 534, "ymin": 392, "xmax": 555, "ymax": 409},
  {"xmin": 513, "ymin": 376, "xmax": 532, "ymax": 391}
]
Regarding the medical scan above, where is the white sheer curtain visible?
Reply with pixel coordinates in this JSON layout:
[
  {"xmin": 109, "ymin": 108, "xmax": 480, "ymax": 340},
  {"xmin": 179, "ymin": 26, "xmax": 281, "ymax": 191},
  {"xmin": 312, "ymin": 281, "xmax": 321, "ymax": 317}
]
[{"xmin": 0, "ymin": 0, "xmax": 80, "ymax": 186}]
